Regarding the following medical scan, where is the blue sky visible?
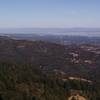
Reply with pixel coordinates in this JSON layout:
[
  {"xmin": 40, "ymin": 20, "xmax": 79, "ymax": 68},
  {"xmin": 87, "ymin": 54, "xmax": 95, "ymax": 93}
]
[{"xmin": 0, "ymin": 0, "xmax": 100, "ymax": 28}]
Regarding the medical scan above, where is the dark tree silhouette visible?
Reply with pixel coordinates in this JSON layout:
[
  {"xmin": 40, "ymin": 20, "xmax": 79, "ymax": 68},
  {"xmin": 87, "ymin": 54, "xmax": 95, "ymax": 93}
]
[
  {"xmin": 0, "ymin": 95, "xmax": 3, "ymax": 100},
  {"xmin": 32, "ymin": 96, "xmax": 36, "ymax": 100}
]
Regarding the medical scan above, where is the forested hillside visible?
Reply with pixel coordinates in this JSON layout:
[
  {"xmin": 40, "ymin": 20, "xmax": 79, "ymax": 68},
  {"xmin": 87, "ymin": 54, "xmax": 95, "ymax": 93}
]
[{"xmin": 0, "ymin": 37, "xmax": 100, "ymax": 99}]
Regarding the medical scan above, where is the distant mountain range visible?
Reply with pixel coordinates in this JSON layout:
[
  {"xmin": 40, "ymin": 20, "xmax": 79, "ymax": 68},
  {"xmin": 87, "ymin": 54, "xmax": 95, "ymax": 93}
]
[{"xmin": 0, "ymin": 28, "xmax": 100, "ymax": 36}]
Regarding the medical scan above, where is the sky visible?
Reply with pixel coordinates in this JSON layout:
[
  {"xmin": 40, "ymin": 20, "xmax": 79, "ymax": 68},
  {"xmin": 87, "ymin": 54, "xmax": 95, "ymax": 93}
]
[{"xmin": 0, "ymin": 0, "xmax": 100, "ymax": 28}]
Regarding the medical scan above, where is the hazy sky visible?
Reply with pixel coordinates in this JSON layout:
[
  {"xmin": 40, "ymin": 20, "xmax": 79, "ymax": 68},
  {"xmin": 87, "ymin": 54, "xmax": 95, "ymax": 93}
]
[{"xmin": 0, "ymin": 0, "xmax": 100, "ymax": 28}]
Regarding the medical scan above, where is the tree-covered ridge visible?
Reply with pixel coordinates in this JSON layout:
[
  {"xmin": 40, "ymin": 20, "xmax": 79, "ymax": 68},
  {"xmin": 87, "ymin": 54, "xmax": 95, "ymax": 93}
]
[
  {"xmin": 0, "ymin": 63, "xmax": 99, "ymax": 100},
  {"xmin": 0, "ymin": 37, "xmax": 100, "ymax": 99},
  {"xmin": 0, "ymin": 37, "xmax": 100, "ymax": 81}
]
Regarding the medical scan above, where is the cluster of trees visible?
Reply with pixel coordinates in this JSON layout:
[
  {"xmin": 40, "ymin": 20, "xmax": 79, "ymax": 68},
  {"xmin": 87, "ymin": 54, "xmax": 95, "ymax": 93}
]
[{"xmin": 0, "ymin": 62, "xmax": 99, "ymax": 100}]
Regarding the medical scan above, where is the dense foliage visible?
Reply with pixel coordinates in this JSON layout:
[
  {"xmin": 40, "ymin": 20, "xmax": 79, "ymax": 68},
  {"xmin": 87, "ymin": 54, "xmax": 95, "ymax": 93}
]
[{"xmin": 0, "ymin": 63, "xmax": 99, "ymax": 100}]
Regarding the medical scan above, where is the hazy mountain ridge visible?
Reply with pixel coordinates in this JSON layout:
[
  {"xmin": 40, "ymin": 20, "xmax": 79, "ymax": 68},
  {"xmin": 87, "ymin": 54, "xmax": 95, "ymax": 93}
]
[{"xmin": 0, "ymin": 28, "xmax": 100, "ymax": 36}]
